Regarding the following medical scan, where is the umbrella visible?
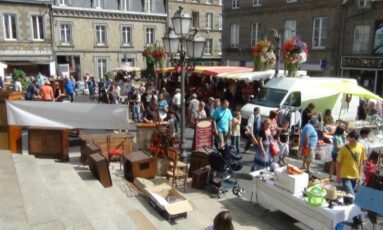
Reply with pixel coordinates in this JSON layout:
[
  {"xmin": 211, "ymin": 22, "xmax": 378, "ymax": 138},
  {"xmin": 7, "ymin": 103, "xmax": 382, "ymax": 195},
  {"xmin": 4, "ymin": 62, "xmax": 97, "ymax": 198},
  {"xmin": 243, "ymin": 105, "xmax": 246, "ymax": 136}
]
[
  {"xmin": 315, "ymin": 80, "xmax": 382, "ymax": 101},
  {"xmin": 192, "ymin": 66, "xmax": 253, "ymax": 75},
  {"xmin": 112, "ymin": 66, "xmax": 141, "ymax": 72}
]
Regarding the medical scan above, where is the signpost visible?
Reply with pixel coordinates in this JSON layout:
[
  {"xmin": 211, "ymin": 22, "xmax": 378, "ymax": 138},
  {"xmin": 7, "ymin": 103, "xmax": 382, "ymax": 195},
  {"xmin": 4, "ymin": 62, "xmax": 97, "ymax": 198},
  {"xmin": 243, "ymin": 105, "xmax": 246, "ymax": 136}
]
[{"xmin": 192, "ymin": 118, "xmax": 213, "ymax": 150}]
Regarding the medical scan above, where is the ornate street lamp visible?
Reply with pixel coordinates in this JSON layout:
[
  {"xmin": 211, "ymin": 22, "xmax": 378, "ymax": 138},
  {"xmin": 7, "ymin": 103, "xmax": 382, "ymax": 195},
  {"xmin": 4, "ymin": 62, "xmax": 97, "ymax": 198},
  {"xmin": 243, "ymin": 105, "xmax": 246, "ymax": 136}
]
[{"xmin": 162, "ymin": 6, "xmax": 206, "ymax": 161}]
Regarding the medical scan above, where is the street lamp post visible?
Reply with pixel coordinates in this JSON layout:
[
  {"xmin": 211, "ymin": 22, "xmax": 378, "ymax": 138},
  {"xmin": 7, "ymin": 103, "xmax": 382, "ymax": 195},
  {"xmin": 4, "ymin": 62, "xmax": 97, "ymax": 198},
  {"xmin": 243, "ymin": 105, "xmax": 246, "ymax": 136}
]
[
  {"xmin": 270, "ymin": 29, "xmax": 281, "ymax": 78},
  {"xmin": 162, "ymin": 6, "xmax": 206, "ymax": 161}
]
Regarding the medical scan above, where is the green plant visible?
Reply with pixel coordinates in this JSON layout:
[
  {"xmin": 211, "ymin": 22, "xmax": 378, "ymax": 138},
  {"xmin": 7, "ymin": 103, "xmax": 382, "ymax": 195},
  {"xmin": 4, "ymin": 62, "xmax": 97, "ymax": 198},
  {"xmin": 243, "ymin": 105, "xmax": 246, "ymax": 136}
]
[
  {"xmin": 104, "ymin": 71, "xmax": 114, "ymax": 80},
  {"xmin": 12, "ymin": 69, "xmax": 28, "ymax": 90}
]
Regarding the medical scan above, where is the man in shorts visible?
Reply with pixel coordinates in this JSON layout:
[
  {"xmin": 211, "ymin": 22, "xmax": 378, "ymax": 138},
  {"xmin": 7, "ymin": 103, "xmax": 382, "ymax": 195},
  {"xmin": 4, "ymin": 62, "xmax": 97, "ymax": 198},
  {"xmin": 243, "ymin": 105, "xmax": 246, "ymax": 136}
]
[
  {"xmin": 212, "ymin": 99, "xmax": 233, "ymax": 149},
  {"xmin": 300, "ymin": 118, "xmax": 318, "ymax": 174}
]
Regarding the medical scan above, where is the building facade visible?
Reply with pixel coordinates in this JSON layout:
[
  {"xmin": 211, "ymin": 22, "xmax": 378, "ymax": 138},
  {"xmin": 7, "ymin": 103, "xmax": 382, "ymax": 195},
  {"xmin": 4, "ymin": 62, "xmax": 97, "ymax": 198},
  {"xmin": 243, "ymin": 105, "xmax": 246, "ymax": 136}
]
[
  {"xmin": 0, "ymin": 0, "xmax": 54, "ymax": 78},
  {"xmin": 340, "ymin": 0, "xmax": 383, "ymax": 96},
  {"xmin": 222, "ymin": 0, "xmax": 343, "ymax": 76},
  {"xmin": 52, "ymin": 0, "xmax": 167, "ymax": 80},
  {"xmin": 167, "ymin": 0, "xmax": 222, "ymax": 65}
]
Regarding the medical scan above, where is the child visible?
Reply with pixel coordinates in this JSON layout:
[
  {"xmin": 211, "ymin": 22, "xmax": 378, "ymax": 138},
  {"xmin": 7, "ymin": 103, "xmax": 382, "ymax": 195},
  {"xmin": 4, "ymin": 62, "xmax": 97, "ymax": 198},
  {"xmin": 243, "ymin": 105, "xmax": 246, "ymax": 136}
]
[
  {"xmin": 364, "ymin": 151, "xmax": 380, "ymax": 186},
  {"xmin": 277, "ymin": 120, "xmax": 290, "ymax": 165},
  {"xmin": 231, "ymin": 111, "xmax": 241, "ymax": 155},
  {"xmin": 329, "ymin": 126, "xmax": 345, "ymax": 181}
]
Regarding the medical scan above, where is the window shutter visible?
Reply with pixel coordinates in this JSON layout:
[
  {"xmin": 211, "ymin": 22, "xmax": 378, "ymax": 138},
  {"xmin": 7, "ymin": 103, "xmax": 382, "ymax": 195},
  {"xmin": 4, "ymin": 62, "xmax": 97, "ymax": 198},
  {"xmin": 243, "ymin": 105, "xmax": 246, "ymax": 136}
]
[{"xmin": 102, "ymin": 0, "xmax": 105, "ymax": 9}]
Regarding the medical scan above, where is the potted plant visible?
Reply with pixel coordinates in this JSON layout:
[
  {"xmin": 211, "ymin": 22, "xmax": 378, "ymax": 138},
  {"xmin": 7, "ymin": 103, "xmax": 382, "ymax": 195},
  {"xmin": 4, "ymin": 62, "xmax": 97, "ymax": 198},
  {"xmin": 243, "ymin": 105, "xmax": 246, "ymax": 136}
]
[
  {"xmin": 282, "ymin": 37, "xmax": 308, "ymax": 77},
  {"xmin": 252, "ymin": 39, "xmax": 276, "ymax": 71}
]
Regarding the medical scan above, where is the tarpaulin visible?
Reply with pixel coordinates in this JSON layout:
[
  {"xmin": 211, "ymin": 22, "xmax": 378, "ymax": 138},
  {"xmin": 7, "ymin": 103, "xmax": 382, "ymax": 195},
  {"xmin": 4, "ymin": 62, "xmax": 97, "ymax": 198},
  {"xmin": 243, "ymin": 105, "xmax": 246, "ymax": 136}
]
[{"xmin": 6, "ymin": 100, "xmax": 130, "ymax": 130}]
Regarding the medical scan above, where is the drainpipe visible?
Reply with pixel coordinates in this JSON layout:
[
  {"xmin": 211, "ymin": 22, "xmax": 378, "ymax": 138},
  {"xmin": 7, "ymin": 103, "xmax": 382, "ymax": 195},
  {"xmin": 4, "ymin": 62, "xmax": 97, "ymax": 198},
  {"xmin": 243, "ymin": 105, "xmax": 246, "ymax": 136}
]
[{"xmin": 49, "ymin": 2, "xmax": 56, "ymax": 77}]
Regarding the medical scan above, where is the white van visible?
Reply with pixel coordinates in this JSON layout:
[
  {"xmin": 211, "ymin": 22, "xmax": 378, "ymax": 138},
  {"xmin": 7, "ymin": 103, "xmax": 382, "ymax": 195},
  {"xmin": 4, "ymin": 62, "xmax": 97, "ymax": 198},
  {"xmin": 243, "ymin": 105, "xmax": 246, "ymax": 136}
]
[{"xmin": 240, "ymin": 76, "xmax": 360, "ymax": 126}]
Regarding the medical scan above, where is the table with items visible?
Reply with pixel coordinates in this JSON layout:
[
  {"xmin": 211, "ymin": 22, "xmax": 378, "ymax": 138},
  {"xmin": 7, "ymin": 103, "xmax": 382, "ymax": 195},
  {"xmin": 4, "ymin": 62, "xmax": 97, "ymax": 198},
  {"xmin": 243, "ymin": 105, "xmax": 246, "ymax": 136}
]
[{"xmin": 251, "ymin": 167, "xmax": 362, "ymax": 230}]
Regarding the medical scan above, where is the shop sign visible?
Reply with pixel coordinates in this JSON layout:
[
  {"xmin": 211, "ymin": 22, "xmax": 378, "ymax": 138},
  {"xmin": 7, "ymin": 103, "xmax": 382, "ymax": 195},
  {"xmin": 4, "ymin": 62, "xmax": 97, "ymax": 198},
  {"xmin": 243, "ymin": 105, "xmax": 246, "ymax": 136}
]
[
  {"xmin": 341, "ymin": 56, "xmax": 383, "ymax": 69},
  {"xmin": 373, "ymin": 20, "xmax": 383, "ymax": 54}
]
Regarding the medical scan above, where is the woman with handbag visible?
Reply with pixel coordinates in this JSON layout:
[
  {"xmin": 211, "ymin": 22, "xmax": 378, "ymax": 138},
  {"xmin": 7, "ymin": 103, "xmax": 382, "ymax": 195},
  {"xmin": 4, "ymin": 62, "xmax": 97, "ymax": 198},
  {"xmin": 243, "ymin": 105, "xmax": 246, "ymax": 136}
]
[{"xmin": 251, "ymin": 119, "xmax": 274, "ymax": 172}]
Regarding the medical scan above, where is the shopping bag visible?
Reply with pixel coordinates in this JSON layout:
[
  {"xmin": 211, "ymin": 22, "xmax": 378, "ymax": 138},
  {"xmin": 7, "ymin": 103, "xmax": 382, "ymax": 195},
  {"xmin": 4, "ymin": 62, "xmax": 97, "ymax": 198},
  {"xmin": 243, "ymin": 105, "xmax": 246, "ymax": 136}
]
[
  {"xmin": 354, "ymin": 185, "xmax": 383, "ymax": 216},
  {"xmin": 270, "ymin": 141, "xmax": 280, "ymax": 157}
]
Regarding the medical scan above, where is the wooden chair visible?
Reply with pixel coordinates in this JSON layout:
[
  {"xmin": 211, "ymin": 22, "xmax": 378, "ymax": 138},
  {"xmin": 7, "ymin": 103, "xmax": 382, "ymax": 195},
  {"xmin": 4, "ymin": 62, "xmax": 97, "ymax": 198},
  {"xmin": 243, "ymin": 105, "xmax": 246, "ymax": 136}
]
[
  {"xmin": 106, "ymin": 135, "xmax": 124, "ymax": 170},
  {"xmin": 166, "ymin": 147, "xmax": 188, "ymax": 192}
]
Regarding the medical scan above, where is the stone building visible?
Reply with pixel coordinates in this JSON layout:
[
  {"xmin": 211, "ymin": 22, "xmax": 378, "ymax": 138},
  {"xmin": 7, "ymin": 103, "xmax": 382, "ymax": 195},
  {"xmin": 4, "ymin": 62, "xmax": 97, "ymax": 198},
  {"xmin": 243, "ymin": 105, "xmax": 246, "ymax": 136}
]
[
  {"xmin": 340, "ymin": 0, "xmax": 383, "ymax": 96},
  {"xmin": 167, "ymin": 0, "xmax": 222, "ymax": 65},
  {"xmin": 52, "ymin": 0, "xmax": 167, "ymax": 80},
  {"xmin": 0, "ymin": 0, "xmax": 54, "ymax": 77},
  {"xmin": 222, "ymin": 0, "xmax": 343, "ymax": 76}
]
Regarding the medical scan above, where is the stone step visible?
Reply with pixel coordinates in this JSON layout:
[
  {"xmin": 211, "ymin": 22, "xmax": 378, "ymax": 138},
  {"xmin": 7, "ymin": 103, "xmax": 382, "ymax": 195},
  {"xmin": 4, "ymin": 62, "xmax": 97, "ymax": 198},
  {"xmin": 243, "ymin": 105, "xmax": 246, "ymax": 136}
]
[
  {"xmin": 12, "ymin": 154, "xmax": 65, "ymax": 229},
  {"xmin": 35, "ymin": 158, "xmax": 95, "ymax": 230},
  {"xmin": 54, "ymin": 162, "xmax": 138, "ymax": 230},
  {"xmin": 0, "ymin": 151, "xmax": 28, "ymax": 230}
]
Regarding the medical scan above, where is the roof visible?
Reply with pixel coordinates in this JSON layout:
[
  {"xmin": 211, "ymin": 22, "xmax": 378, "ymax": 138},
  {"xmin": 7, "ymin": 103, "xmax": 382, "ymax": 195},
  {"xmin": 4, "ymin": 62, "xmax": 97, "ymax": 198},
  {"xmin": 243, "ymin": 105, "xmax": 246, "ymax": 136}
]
[{"xmin": 0, "ymin": 0, "xmax": 52, "ymax": 4}]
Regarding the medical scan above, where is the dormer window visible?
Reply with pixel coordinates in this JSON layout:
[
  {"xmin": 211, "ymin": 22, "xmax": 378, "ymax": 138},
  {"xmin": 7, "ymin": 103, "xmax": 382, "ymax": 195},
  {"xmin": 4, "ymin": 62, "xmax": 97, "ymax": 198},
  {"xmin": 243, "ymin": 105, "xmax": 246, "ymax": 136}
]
[
  {"xmin": 358, "ymin": 0, "xmax": 371, "ymax": 8},
  {"xmin": 145, "ymin": 0, "xmax": 152, "ymax": 13},
  {"xmin": 95, "ymin": 0, "xmax": 103, "ymax": 9}
]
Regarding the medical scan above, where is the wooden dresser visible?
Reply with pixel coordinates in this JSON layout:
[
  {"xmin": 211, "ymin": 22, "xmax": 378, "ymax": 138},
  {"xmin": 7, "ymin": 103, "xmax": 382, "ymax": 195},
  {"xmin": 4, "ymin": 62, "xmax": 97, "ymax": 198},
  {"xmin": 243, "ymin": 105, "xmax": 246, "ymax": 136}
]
[
  {"xmin": 0, "ymin": 91, "xmax": 23, "ymax": 153},
  {"xmin": 28, "ymin": 127, "xmax": 69, "ymax": 161}
]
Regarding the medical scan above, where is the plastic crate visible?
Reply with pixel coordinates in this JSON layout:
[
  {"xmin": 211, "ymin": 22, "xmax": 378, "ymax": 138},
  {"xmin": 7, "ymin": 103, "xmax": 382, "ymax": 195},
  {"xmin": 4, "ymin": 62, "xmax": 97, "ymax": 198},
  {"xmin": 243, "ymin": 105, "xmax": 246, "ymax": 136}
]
[{"xmin": 315, "ymin": 143, "xmax": 333, "ymax": 160}]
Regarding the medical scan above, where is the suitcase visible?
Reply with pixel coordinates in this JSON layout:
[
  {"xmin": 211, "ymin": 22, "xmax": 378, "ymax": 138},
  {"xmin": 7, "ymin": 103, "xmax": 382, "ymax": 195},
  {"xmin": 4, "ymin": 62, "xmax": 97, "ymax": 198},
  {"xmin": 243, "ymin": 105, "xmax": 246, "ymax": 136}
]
[
  {"xmin": 88, "ymin": 153, "xmax": 112, "ymax": 188},
  {"xmin": 192, "ymin": 166, "xmax": 210, "ymax": 190}
]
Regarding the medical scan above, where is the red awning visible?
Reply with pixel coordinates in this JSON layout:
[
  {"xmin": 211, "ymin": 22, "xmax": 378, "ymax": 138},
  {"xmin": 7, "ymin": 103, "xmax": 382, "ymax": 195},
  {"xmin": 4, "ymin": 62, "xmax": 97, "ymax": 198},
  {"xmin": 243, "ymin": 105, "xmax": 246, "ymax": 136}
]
[{"xmin": 191, "ymin": 66, "xmax": 253, "ymax": 75}]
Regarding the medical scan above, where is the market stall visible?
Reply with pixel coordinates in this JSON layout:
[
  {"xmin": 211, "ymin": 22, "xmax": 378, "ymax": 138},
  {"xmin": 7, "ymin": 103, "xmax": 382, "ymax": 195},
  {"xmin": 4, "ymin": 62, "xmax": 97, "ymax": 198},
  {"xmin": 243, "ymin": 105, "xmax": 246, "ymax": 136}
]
[{"xmin": 251, "ymin": 168, "xmax": 362, "ymax": 230}]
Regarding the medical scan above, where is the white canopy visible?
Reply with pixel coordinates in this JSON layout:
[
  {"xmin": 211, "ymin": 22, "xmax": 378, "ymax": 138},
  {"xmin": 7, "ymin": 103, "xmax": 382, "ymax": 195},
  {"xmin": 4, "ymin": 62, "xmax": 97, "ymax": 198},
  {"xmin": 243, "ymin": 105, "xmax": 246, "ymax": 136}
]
[
  {"xmin": 112, "ymin": 66, "xmax": 141, "ymax": 72},
  {"xmin": 0, "ymin": 62, "xmax": 7, "ymax": 69},
  {"xmin": 216, "ymin": 69, "xmax": 307, "ymax": 82}
]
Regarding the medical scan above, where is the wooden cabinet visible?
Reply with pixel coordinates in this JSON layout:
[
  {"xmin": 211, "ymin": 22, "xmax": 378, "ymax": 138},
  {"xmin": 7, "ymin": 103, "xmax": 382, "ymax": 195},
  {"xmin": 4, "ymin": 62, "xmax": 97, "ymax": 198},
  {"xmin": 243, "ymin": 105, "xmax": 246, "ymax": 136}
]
[
  {"xmin": 123, "ymin": 151, "xmax": 156, "ymax": 182},
  {"xmin": 88, "ymin": 153, "xmax": 112, "ymax": 188},
  {"xmin": 28, "ymin": 127, "xmax": 69, "ymax": 161},
  {"xmin": 0, "ymin": 91, "xmax": 23, "ymax": 153},
  {"xmin": 188, "ymin": 148, "xmax": 212, "ymax": 177}
]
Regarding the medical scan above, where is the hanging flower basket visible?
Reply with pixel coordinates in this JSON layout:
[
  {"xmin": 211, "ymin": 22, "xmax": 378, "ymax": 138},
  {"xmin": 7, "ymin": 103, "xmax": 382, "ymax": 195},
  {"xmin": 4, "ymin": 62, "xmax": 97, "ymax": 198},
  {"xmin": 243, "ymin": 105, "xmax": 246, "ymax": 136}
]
[
  {"xmin": 282, "ymin": 37, "xmax": 308, "ymax": 77},
  {"xmin": 252, "ymin": 39, "xmax": 276, "ymax": 71}
]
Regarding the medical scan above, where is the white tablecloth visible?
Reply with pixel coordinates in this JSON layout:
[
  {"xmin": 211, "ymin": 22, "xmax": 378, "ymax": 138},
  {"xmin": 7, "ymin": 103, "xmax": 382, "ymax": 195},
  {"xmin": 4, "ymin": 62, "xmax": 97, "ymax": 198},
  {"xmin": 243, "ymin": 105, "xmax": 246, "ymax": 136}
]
[{"xmin": 253, "ymin": 177, "xmax": 362, "ymax": 230}]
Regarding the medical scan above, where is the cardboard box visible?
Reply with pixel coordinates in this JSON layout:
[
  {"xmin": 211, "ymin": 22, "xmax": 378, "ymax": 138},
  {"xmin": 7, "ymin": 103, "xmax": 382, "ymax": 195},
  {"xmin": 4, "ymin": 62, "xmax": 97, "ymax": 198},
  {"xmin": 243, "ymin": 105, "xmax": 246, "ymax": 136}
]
[
  {"xmin": 147, "ymin": 184, "xmax": 193, "ymax": 222},
  {"xmin": 274, "ymin": 167, "xmax": 309, "ymax": 195},
  {"xmin": 133, "ymin": 177, "xmax": 169, "ymax": 197}
]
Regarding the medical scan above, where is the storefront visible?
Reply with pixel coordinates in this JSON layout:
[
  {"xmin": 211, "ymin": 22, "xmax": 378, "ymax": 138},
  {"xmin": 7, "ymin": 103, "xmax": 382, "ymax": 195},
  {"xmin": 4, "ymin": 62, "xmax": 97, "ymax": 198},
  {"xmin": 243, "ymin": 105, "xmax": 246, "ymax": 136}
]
[{"xmin": 341, "ymin": 56, "xmax": 383, "ymax": 96}]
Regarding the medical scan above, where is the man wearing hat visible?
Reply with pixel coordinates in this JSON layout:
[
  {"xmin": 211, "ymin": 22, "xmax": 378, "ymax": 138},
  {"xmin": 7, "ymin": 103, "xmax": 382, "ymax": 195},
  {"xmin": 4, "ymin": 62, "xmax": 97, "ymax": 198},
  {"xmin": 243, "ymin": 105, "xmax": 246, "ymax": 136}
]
[
  {"xmin": 205, "ymin": 97, "xmax": 215, "ymax": 117},
  {"xmin": 40, "ymin": 80, "xmax": 54, "ymax": 102}
]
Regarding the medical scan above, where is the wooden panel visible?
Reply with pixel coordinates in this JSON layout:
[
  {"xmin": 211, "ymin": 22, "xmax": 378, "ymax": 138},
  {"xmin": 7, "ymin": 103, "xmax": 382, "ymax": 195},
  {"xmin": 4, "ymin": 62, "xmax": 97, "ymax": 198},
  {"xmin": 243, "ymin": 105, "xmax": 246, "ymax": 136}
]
[
  {"xmin": 8, "ymin": 126, "xmax": 22, "ymax": 153},
  {"xmin": 0, "ymin": 128, "xmax": 8, "ymax": 149},
  {"xmin": 88, "ymin": 153, "xmax": 112, "ymax": 188},
  {"xmin": 188, "ymin": 148, "xmax": 212, "ymax": 177},
  {"xmin": 28, "ymin": 127, "xmax": 69, "ymax": 161},
  {"xmin": 0, "ymin": 100, "xmax": 7, "ymax": 126}
]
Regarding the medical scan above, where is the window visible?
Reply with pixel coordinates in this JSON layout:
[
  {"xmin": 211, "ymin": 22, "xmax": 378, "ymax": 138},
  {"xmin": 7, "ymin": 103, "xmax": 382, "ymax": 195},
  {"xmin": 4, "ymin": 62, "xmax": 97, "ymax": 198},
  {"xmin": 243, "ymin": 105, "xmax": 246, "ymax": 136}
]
[
  {"xmin": 97, "ymin": 59, "xmax": 107, "ymax": 79},
  {"xmin": 206, "ymin": 0, "xmax": 213, "ymax": 4},
  {"xmin": 122, "ymin": 26, "xmax": 132, "ymax": 46},
  {"xmin": 358, "ymin": 0, "xmax": 371, "ymax": 8},
  {"xmin": 60, "ymin": 24, "xmax": 71, "ymax": 44},
  {"xmin": 218, "ymin": 38, "xmax": 222, "ymax": 55},
  {"xmin": 205, "ymin": 13, "xmax": 213, "ymax": 30},
  {"xmin": 59, "ymin": 0, "xmax": 68, "ymax": 6},
  {"xmin": 353, "ymin": 25, "xmax": 370, "ymax": 53},
  {"xmin": 253, "ymin": 0, "xmax": 262, "ymax": 7},
  {"xmin": 192, "ymin": 12, "xmax": 199, "ymax": 28},
  {"xmin": 121, "ymin": 57, "xmax": 134, "ymax": 67},
  {"xmin": 251, "ymin": 23, "xmax": 260, "ymax": 47},
  {"xmin": 284, "ymin": 20, "xmax": 296, "ymax": 42},
  {"xmin": 145, "ymin": 0, "xmax": 152, "ymax": 13},
  {"xmin": 230, "ymin": 24, "xmax": 239, "ymax": 48},
  {"xmin": 218, "ymin": 14, "xmax": 222, "ymax": 30},
  {"xmin": 145, "ymin": 28, "xmax": 155, "ymax": 45},
  {"xmin": 232, "ymin": 0, "xmax": 239, "ymax": 9},
  {"xmin": 205, "ymin": 39, "xmax": 212, "ymax": 54},
  {"xmin": 95, "ymin": 25, "xmax": 106, "ymax": 46},
  {"xmin": 121, "ymin": 0, "xmax": 130, "ymax": 10},
  {"xmin": 312, "ymin": 17, "xmax": 327, "ymax": 49},
  {"xmin": 219, "ymin": 0, "xmax": 222, "ymax": 5},
  {"xmin": 95, "ymin": 0, "xmax": 103, "ymax": 9},
  {"xmin": 191, "ymin": 0, "xmax": 199, "ymax": 2},
  {"xmin": 3, "ymin": 14, "xmax": 17, "ymax": 40},
  {"xmin": 31, "ymin": 15, "xmax": 44, "ymax": 40},
  {"xmin": 287, "ymin": 0, "xmax": 297, "ymax": 2}
]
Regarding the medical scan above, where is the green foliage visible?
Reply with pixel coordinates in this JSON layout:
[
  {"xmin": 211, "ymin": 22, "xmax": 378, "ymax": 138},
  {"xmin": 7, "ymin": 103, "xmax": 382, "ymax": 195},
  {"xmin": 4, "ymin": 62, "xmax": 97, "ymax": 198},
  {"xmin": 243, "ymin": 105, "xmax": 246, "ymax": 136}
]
[
  {"xmin": 12, "ymin": 69, "xmax": 28, "ymax": 90},
  {"xmin": 104, "ymin": 71, "xmax": 114, "ymax": 80}
]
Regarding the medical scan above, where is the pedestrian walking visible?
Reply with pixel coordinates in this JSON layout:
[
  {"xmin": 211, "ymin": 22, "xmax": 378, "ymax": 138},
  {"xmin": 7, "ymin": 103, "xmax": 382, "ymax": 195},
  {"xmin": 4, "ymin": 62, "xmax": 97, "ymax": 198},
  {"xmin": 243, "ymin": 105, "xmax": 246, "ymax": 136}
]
[
  {"xmin": 212, "ymin": 99, "xmax": 233, "ymax": 149},
  {"xmin": 231, "ymin": 111, "xmax": 241, "ymax": 155},
  {"xmin": 300, "ymin": 118, "xmax": 318, "ymax": 174}
]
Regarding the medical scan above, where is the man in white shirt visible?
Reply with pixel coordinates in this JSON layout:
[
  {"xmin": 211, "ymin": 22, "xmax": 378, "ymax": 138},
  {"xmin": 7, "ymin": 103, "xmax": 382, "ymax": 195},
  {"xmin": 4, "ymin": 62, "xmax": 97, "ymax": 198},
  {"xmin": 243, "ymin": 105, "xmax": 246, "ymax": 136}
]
[{"xmin": 244, "ymin": 107, "xmax": 262, "ymax": 153}]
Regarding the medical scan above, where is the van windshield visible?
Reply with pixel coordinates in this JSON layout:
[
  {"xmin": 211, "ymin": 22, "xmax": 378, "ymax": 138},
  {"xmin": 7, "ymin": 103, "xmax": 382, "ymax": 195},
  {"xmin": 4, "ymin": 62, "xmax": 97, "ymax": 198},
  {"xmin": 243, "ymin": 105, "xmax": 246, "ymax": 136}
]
[{"xmin": 251, "ymin": 88, "xmax": 288, "ymax": 108}]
